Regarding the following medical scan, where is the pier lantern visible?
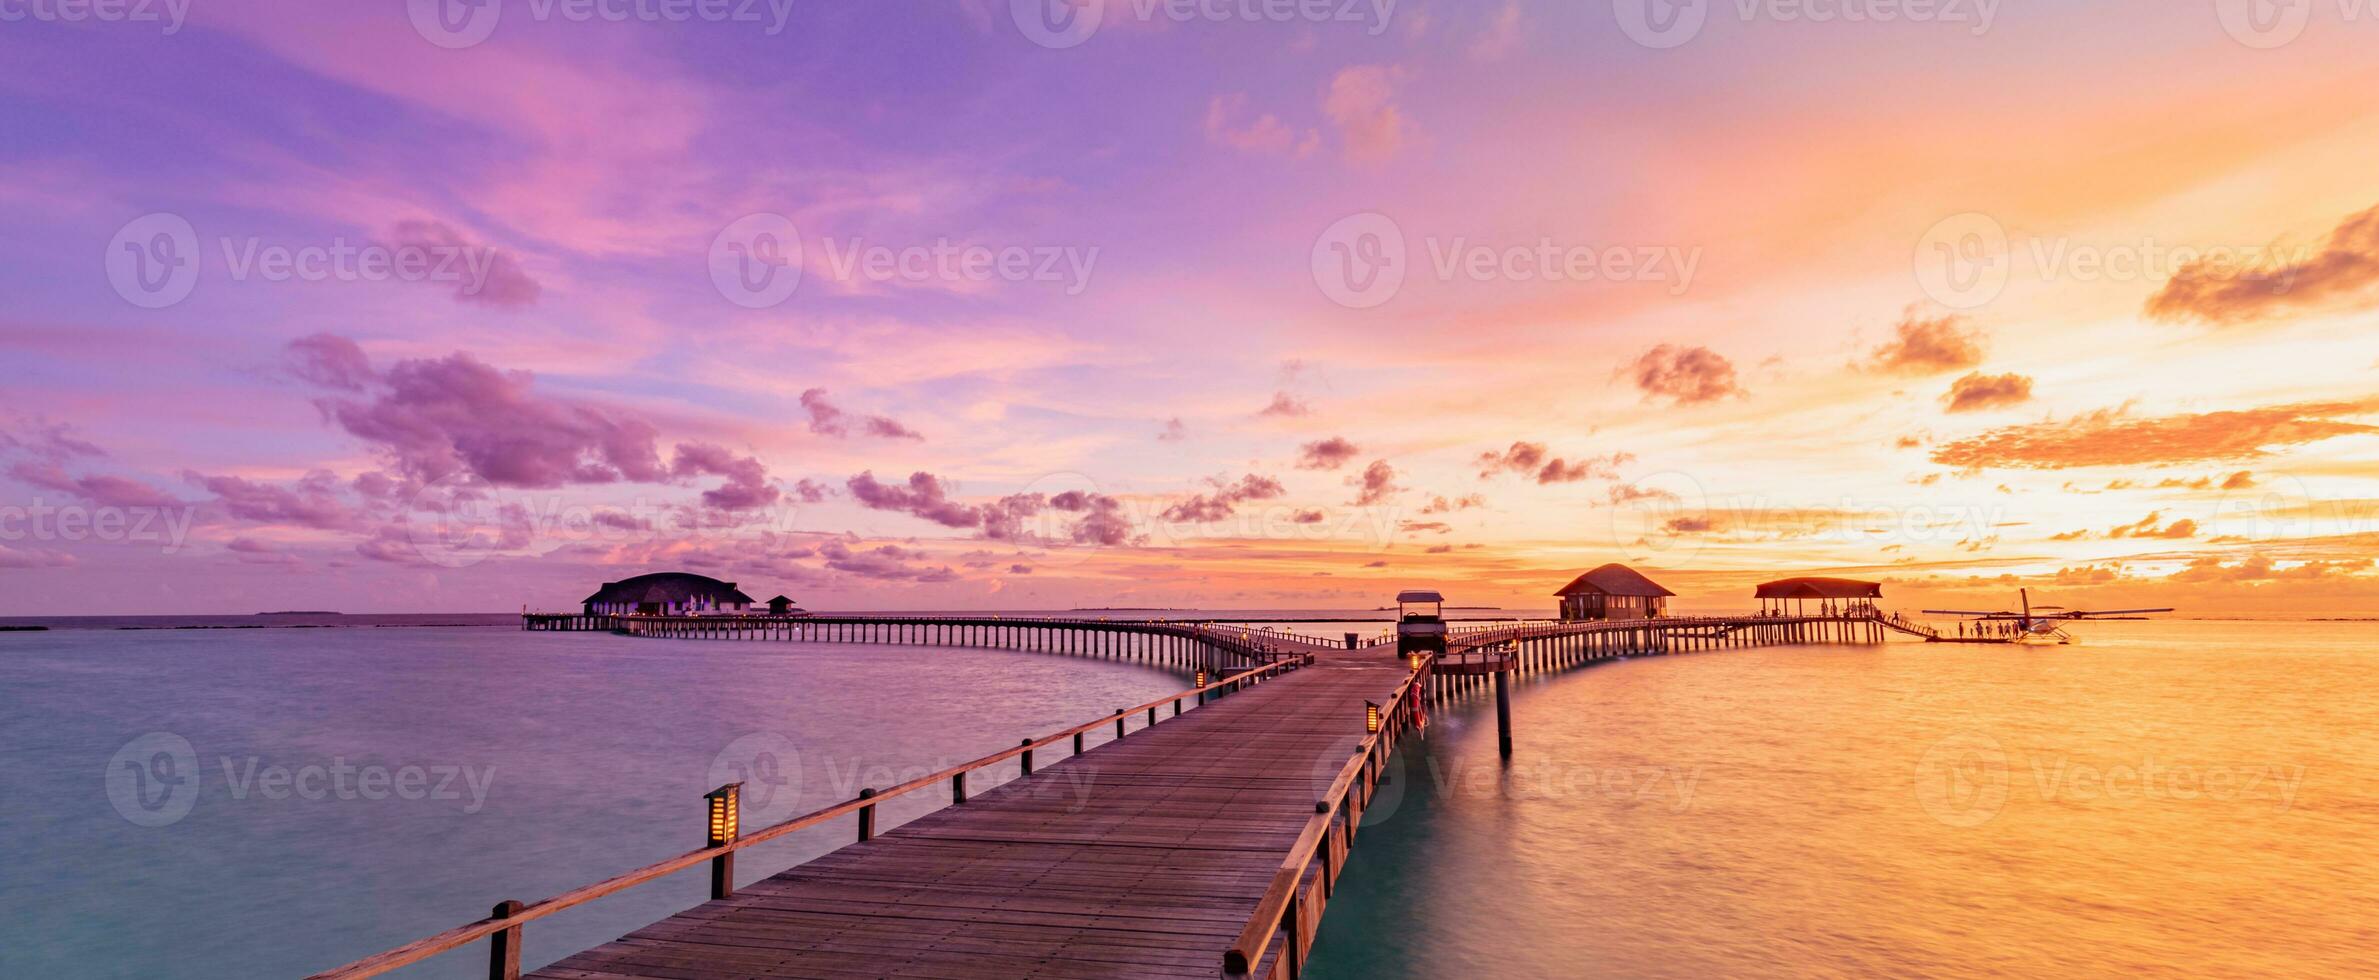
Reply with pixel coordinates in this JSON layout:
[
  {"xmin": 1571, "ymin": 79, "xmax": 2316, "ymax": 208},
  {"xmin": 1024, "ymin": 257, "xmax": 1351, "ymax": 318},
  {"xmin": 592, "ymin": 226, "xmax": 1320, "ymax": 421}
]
[
  {"xmin": 706, "ymin": 783, "xmax": 741, "ymax": 846},
  {"xmin": 1365, "ymin": 700, "xmax": 1382, "ymax": 734},
  {"xmin": 1195, "ymin": 668, "xmax": 1208, "ymax": 688},
  {"xmin": 704, "ymin": 782, "xmax": 741, "ymax": 900},
  {"xmin": 1409, "ymin": 652, "xmax": 1425, "ymax": 672}
]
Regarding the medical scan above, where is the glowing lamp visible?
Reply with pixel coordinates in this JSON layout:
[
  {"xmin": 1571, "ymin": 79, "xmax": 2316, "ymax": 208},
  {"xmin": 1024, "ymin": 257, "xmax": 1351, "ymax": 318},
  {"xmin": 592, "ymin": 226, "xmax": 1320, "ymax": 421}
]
[
  {"xmin": 705, "ymin": 783, "xmax": 741, "ymax": 846},
  {"xmin": 1365, "ymin": 701, "xmax": 1382, "ymax": 734},
  {"xmin": 1409, "ymin": 653, "xmax": 1425, "ymax": 672},
  {"xmin": 1196, "ymin": 669, "xmax": 1208, "ymax": 688}
]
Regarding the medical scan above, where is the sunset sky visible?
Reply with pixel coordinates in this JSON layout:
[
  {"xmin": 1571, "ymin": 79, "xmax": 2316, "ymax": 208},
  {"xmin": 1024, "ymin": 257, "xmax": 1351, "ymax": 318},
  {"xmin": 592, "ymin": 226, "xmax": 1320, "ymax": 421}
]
[{"xmin": 3, "ymin": 0, "xmax": 2376, "ymax": 616}]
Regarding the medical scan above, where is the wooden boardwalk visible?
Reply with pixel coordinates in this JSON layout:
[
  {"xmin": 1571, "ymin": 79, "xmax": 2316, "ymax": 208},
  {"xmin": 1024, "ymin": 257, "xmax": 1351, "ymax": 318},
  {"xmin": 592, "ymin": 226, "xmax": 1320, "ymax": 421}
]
[
  {"xmin": 530, "ymin": 650, "xmax": 1407, "ymax": 980},
  {"xmin": 318, "ymin": 612, "xmax": 1906, "ymax": 980}
]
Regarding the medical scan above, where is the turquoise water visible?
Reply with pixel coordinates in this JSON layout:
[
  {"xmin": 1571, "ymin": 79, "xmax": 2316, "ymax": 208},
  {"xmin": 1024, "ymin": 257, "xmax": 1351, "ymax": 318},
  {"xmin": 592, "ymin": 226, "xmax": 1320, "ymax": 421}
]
[
  {"xmin": 1306, "ymin": 620, "xmax": 2379, "ymax": 978},
  {"xmin": 0, "ymin": 625, "xmax": 1188, "ymax": 979},
  {"xmin": 7, "ymin": 618, "xmax": 2372, "ymax": 979}
]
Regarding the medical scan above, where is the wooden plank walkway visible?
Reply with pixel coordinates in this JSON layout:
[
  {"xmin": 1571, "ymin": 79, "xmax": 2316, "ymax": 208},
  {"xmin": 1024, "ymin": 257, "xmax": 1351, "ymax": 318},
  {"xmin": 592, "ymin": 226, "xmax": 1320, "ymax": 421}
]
[{"xmin": 531, "ymin": 650, "xmax": 1409, "ymax": 980}]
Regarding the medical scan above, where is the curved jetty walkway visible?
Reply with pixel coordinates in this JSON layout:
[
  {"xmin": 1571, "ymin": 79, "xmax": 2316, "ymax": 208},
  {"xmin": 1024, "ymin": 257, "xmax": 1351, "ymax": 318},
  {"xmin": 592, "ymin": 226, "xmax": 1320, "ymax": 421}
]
[{"xmin": 317, "ymin": 611, "xmax": 1902, "ymax": 980}]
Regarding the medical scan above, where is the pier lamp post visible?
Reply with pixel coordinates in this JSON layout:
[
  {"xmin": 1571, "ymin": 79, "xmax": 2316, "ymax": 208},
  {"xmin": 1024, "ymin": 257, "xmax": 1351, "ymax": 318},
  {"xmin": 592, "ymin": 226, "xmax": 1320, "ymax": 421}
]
[
  {"xmin": 705, "ymin": 783, "xmax": 741, "ymax": 899},
  {"xmin": 1409, "ymin": 652, "xmax": 1425, "ymax": 672},
  {"xmin": 1365, "ymin": 701, "xmax": 1382, "ymax": 734}
]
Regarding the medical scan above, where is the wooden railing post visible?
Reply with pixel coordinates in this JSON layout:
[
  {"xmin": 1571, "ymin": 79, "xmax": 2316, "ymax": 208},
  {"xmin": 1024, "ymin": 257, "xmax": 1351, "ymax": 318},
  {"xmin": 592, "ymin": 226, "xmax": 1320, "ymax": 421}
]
[
  {"xmin": 1020, "ymin": 738, "xmax": 1034, "ymax": 776},
  {"xmin": 1115, "ymin": 709, "xmax": 1126, "ymax": 740},
  {"xmin": 857, "ymin": 788, "xmax": 877, "ymax": 842},
  {"xmin": 487, "ymin": 900, "xmax": 523, "ymax": 980},
  {"xmin": 951, "ymin": 771, "xmax": 966, "ymax": 805}
]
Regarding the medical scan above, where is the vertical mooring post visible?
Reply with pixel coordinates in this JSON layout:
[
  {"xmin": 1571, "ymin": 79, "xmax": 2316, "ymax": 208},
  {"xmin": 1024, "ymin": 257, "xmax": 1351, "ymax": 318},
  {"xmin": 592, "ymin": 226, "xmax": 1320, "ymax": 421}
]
[
  {"xmin": 1494, "ymin": 669, "xmax": 1513, "ymax": 759},
  {"xmin": 487, "ymin": 899, "xmax": 524, "ymax": 980}
]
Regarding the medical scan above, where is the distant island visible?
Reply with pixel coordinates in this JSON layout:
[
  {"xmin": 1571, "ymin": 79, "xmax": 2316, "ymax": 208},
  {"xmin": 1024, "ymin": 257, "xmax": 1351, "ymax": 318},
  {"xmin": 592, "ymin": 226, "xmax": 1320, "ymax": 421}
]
[{"xmin": 258, "ymin": 610, "xmax": 340, "ymax": 615}]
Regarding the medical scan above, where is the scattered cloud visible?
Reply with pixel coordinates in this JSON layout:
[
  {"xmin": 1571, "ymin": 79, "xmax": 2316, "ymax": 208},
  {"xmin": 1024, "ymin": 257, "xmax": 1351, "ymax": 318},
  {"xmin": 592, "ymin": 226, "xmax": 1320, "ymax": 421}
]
[
  {"xmin": 1161, "ymin": 474, "xmax": 1287, "ymax": 523},
  {"xmin": 1942, "ymin": 372, "xmax": 2034, "ymax": 413},
  {"xmin": 1476, "ymin": 442, "xmax": 1631, "ymax": 483},
  {"xmin": 1868, "ymin": 312, "xmax": 1986, "ymax": 374},
  {"xmin": 1322, "ymin": 65, "xmax": 1410, "ymax": 163},
  {"xmin": 801, "ymin": 388, "xmax": 923, "ymax": 440},
  {"xmin": 1296, "ymin": 437, "xmax": 1362, "ymax": 470},
  {"xmin": 1626, "ymin": 345, "xmax": 1745, "ymax": 404},
  {"xmin": 1350, "ymin": 459, "xmax": 1402, "ymax": 505},
  {"xmin": 1204, "ymin": 93, "xmax": 1317, "ymax": 157},
  {"xmin": 2145, "ymin": 203, "xmax": 2379, "ymax": 326},
  {"xmin": 2104, "ymin": 511, "xmax": 2199, "ymax": 539},
  {"xmin": 1930, "ymin": 399, "xmax": 2379, "ymax": 470},
  {"xmin": 1257, "ymin": 392, "xmax": 1312, "ymax": 418},
  {"xmin": 1156, "ymin": 418, "xmax": 1188, "ymax": 442}
]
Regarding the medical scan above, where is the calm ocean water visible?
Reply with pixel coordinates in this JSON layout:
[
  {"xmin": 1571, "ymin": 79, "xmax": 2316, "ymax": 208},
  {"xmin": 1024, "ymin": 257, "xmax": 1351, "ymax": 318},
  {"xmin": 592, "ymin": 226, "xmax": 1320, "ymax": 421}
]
[
  {"xmin": 1307, "ymin": 619, "xmax": 2379, "ymax": 979},
  {"xmin": 3, "ymin": 617, "xmax": 2372, "ymax": 978}
]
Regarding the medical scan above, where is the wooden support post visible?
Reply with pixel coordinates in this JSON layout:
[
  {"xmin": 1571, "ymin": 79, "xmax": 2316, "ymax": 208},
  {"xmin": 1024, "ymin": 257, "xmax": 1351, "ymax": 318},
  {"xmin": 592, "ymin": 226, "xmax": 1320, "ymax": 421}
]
[
  {"xmin": 1116, "ymin": 709, "xmax": 1127, "ymax": 739},
  {"xmin": 951, "ymin": 771, "xmax": 966, "ymax": 805},
  {"xmin": 1494, "ymin": 668, "xmax": 1513, "ymax": 759},
  {"xmin": 488, "ymin": 899, "xmax": 524, "ymax": 980},
  {"xmin": 1020, "ymin": 738, "xmax": 1034, "ymax": 776},
  {"xmin": 857, "ymin": 788, "xmax": 877, "ymax": 842}
]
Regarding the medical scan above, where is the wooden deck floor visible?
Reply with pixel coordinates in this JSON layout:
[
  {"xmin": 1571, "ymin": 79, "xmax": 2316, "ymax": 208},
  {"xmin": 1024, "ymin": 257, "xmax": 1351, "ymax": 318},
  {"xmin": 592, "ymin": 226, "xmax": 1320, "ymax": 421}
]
[{"xmin": 531, "ymin": 651, "xmax": 1408, "ymax": 980}]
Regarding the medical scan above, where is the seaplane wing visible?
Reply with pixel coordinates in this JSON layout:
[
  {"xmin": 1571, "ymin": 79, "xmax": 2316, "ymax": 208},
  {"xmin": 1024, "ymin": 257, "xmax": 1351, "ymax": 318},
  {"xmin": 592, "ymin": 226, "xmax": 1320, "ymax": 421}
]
[{"xmin": 2055, "ymin": 607, "xmax": 2175, "ymax": 618}]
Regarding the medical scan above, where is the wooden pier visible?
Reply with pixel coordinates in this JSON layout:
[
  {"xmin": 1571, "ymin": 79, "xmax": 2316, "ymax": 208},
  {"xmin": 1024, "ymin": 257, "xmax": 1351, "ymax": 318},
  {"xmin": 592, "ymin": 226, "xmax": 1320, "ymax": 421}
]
[{"xmin": 314, "ymin": 610, "xmax": 1921, "ymax": 980}]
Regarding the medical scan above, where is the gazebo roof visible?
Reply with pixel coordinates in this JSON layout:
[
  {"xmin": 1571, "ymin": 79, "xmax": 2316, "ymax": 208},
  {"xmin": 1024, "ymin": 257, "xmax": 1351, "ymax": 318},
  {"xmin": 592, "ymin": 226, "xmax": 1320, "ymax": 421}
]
[
  {"xmin": 1754, "ymin": 577, "xmax": 1882, "ymax": 600},
  {"xmin": 1553, "ymin": 563, "xmax": 1675, "ymax": 598},
  {"xmin": 1395, "ymin": 590, "xmax": 1444, "ymax": 603}
]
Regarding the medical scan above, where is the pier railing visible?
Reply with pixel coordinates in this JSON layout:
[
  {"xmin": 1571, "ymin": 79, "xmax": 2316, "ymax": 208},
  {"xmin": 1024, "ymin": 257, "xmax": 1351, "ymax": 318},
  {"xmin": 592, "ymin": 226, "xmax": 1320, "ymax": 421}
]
[
  {"xmin": 1224, "ymin": 661, "xmax": 1424, "ymax": 976},
  {"xmin": 304, "ymin": 655, "xmax": 1307, "ymax": 980}
]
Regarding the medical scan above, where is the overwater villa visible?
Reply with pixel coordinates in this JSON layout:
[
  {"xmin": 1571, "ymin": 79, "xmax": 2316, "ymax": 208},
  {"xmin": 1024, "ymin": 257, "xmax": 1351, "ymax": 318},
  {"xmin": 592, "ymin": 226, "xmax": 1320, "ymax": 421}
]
[
  {"xmin": 1553, "ymin": 564, "xmax": 1674, "ymax": 621},
  {"xmin": 581, "ymin": 572, "xmax": 757, "ymax": 616}
]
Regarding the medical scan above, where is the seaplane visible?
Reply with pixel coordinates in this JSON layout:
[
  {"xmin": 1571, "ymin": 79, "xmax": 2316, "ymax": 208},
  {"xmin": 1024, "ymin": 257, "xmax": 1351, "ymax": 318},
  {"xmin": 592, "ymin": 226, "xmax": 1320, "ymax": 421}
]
[{"xmin": 1922, "ymin": 589, "xmax": 2173, "ymax": 646}]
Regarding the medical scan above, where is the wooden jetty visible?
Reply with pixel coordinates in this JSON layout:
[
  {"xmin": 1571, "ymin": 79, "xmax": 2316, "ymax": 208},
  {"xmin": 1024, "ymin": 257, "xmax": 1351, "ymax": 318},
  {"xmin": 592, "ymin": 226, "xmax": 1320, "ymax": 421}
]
[{"xmin": 313, "ymin": 609, "xmax": 1923, "ymax": 980}]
